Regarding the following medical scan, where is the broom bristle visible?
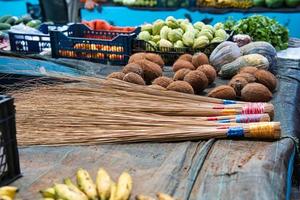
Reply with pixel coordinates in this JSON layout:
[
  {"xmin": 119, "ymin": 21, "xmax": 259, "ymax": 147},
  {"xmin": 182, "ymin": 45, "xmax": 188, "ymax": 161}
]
[{"xmin": 10, "ymin": 76, "xmax": 280, "ymax": 146}]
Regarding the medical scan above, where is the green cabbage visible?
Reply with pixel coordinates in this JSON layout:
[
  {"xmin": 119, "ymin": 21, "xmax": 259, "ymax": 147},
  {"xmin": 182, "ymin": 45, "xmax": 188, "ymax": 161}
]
[
  {"xmin": 174, "ymin": 40, "xmax": 185, "ymax": 48},
  {"xmin": 193, "ymin": 36, "xmax": 210, "ymax": 49},
  {"xmin": 202, "ymin": 25, "xmax": 215, "ymax": 34},
  {"xmin": 215, "ymin": 29, "xmax": 228, "ymax": 40},
  {"xmin": 167, "ymin": 29, "xmax": 183, "ymax": 43},
  {"xmin": 152, "ymin": 19, "xmax": 165, "ymax": 35},
  {"xmin": 160, "ymin": 26, "xmax": 171, "ymax": 40},
  {"xmin": 214, "ymin": 22, "xmax": 224, "ymax": 30},
  {"xmin": 198, "ymin": 30, "xmax": 213, "ymax": 40},
  {"xmin": 182, "ymin": 31, "xmax": 195, "ymax": 47},
  {"xmin": 211, "ymin": 37, "xmax": 225, "ymax": 43},
  {"xmin": 180, "ymin": 21, "xmax": 190, "ymax": 32},
  {"xmin": 165, "ymin": 16, "xmax": 179, "ymax": 29},
  {"xmin": 138, "ymin": 31, "xmax": 151, "ymax": 41},
  {"xmin": 141, "ymin": 24, "xmax": 153, "ymax": 34},
  {"xmin": 194, "ymin": 21, "xmax": 205, "ymax": 31},
  {"xmin": 151, "ymin": 35, "xmax": 161, "ymax": 43},
  {"xmin": 159, "ymin": 39, "xmax": 173, "ymax": 48}
]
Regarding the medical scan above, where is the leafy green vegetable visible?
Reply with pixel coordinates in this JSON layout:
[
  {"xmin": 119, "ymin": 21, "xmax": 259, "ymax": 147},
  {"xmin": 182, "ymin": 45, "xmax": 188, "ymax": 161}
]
[{"xmin": 227, "ymin": 15, "xmax": 289, "ymax": 50}]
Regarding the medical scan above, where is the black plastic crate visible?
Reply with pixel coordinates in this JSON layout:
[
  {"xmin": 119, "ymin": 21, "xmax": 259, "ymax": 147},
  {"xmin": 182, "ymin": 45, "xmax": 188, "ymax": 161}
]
[
  {"xmin": 133, "ymin": 31, "xmax": 233, "ymax": 65},
  {"xmin": 0, "ymin": 95, "xmax": 21, "ymax": 186},
  {"xmin": 50, "ymin": 23, "xmax": 140, "ymax": 65},
  {"xmin": 8, "ymin": 24, "xmax": 63, "ymax": 54}
]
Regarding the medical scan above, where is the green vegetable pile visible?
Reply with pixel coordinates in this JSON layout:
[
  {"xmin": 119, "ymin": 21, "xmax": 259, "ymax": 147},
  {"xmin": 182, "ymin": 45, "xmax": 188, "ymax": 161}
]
[
  {"xmin": 226, "ymin": 15, "xmax": 289, "ymax": 50},
  {"xmin": 138, "ymin": 17, "xmax": 229, "ymax": 51},
  {"xmin": 0, "ymin": 15, "xmax": 42, "ymax": 31}
]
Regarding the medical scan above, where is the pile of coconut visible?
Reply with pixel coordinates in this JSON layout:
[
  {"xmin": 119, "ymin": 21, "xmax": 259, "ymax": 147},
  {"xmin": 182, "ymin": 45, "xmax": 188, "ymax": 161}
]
[{"xmin": 107, "ymin": 52, "xmax": 217, "ymax": 95}]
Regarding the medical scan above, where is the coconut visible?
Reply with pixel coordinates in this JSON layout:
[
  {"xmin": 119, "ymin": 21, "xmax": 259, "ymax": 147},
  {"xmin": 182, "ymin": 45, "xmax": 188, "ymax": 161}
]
[
  {"xmin": 241, "ymin": 83, "xmax": 272, "ymax": 102},
  {"xmin": 173, "ymin": 60, "xmax": 195, "ymax": 72},
  {"xmin": 233, "ymin": 72, "xmax": 256, "ymax": 83},
  {"xmin": 184, "ymin": 70, "xmax": 208, "ymax": 94},
  {"xmin": 197, "ymin": 64, "xmax": 216, "ymax": 84},
  {"xmin": 208, "ymin": 85, "xmax": 236, "ymax": 100},
  {"xmin": 152, "ymin": 76, "xmax": 173, "ymax": 88},
  {"xmin": 192, "ymin": 52, "xmax": 209, "ymax": 68},
  {"xmin": 173, "ymin": 68, "xmax": 191, "ymax": 81},
  {"xmin": 254, "ymin": 69, "xmax": 277, "ymax": 92},
  {"xmin": 123, "ymin": 72, "xmax": 145, "ymax": 85},
  {"xmin": 134, "ymin": 59, "xmax": 163, "ymax": 84},
  {"xmin": 145, "ymin": 53, "xmax": 164, "ymax": 68},
  {"xmin": 238, "ymin": 66, "xmax": 258, "ymax": 75},
  {"xmin": 178, "ymin": 54, "xmax": 193, "ymax": 62},
  {"xmin": 166, "ymin": 81, "xmax": 194, "ymax": 94},
  {"xmin": 148, "ymin": 84, "xmax": 167, "ymax": 90},
  {"xmin": 107, "ymin": 72, "xmax": 125, "ymax": 80},
  {"xmin": 228, "ymin": 76, "xmax": 248, "ymax": 96},
  {"xmin": 122, "ymin": 63, "xmax": 144, "ymax": 77},
  {"xmin": 128, "ymin": 53, "xmax": 147, "ymax": 64}
]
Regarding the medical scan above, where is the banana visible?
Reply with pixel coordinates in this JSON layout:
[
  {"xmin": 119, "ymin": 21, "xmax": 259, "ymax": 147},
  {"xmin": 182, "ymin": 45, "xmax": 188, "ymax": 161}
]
[
  {"xmin": 115, "ymin": 172, "xmax": 132, "ymax": 200},
  {"xmin": 40, "ymin": 187, "xmax": 55, "ymax": 198},
  {"xmin": 156, "ymin": 193, "xmax": 174, "ymax": 200},
  {"xmin": 54, "ymin": 183, "xmax": 87, "ymax": 200},
  {"xmin": 109, "ymin": 182, "xmax": 117, "ymax": 200},
  {"xmin": 76, "ymin": 168, "xmax": 98, "ymax": 200},
  {"xmin": 64, "ymin": 178, "xmax": 88, "ymax": 200},
  {"xmin": 135, "ymin": 194, "xmax": 156, "ymax": 200},
  {"xmin": 0, "ymin": 186, "xmax": 18, "ymax": 199},
  {"xmin": 43, "ymin": 198, "xmax": 55, "ymax": 200},
  {"xmin": 0, "ymin": 196, "xmax": 12, "ymax": 200},
  {"xmin": 96, "ymin": 168, "xmax": 112, "ymax": 200}
]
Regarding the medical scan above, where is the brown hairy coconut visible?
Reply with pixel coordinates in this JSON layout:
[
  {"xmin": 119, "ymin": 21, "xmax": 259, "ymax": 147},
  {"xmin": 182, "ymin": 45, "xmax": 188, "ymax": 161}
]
[
  {"xmin": 241, "ymin": 83, "xmax": 272, "ymax": 102},
  {"xmin": 197, "ymin": 64, "xmax": 216, "ymax": 84},
  {"xmin": 107, "ymin": 72, "xmax": 125, "ymax": 80},
  {"xmin": 228, "ymin": 76, "xmax": 248, "ymax": 96},
  {"xmin": 148, "ymin": 84, "xmax": 167, "ymax": 90},
  {"xmin": 173, "ymin": 68, "xmax": 191, "ymax": 81},
  {"xmin": 128, "ymin": 53, "xmax": 147, "ymax": 63},
  {"xmin": 145, "ymin": 53, "xmax": 164, "ymax": 68},
  {"xmin": 123, "ymin": 72, "xmax": 145, "ymax": 85},
  {"xmin": 178, "ymin": 54, "xmax": 193, "ymax": 62},
  {"xmin": 192, "ymin": 52, "xmax": 209, "ymax": 68},
  {"xmin": 173, "ymin": 60, "xmax": 195, "ymax": 72},
  {"xmin": 134, "ymin": 59, "xmax": 163, "ymax": 84},
  {"xmin": 239, "ymin": 66, "xmax": 258, "ymax": 75},
  {"xmin": 152, "ymin": 76, "xmax": 173, "ymax": 88},
  {"xmin": 184, "ymin": 70, "xmax": 208, "ymax": 94},
  {"xmin": 166, "ymin": 81, "xmax": 194, "ymax": 94},
  {"xmin": 254, "ymin": 69, "xmax": 277, "ymax": 92},
  {"xmin": 233, "ymin": 72, "xmax": 256, "ymax": 83},
  {"xmin": 208, "ymin": 85, "xmax": 237, "ymax": 100},
  {"xmin": 122, "ymin": 63, "xmax": 144, "ymax": 77}
]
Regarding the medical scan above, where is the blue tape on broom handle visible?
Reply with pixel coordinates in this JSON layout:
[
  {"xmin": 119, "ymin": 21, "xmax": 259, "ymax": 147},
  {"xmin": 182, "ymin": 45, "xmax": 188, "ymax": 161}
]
[
  {"xmin": 226, "ymin": 127, "xmax": 244, "ymax": 138},
  {"xmin": 223, "ymin": 100, "xmax": 237, "ymax": 105}
]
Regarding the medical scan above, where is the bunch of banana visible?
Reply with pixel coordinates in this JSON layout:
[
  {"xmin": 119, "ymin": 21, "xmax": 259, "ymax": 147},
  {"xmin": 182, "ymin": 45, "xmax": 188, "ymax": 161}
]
[
  {"xmin": 136, "ymin": 192, "xmax": 175, "ymax": 200},
  {"xmin": 40, "ymin": 168, "xmax": 132, "ymax": 200},
  {"xmin": 0, "ymin": 186, "xmax": 18, "ymax": 200}
]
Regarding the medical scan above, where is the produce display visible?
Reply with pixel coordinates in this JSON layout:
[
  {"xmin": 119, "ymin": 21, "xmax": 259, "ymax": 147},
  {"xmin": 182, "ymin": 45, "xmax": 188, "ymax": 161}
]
[
  {"xmin": 225, "ymin": 15, "xmax": 289, "ymax": 50},
  {"xmin": 138, "ymin": 17, "xmax": 229, "ymax": 50},
  {"xmin": 196, "ymin": 0, "xmax": 253, "ymax": 8},
  {"xmin": 0, "ymin": 14, "xmax": 41, "ymax": 31},
  {"xmin": 0, "ymin": 186, "xmax": 18, "ymax": 200},
  {"xmin": 82, "ymin": 20, "xmax": 135, "ymax": 32}
]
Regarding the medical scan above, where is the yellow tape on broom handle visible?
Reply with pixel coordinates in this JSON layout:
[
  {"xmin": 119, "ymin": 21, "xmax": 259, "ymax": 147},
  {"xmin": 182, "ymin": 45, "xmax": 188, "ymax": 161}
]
[{"xmin": 246, "ymin": 123, "xmax": 279, "ymax": 139}]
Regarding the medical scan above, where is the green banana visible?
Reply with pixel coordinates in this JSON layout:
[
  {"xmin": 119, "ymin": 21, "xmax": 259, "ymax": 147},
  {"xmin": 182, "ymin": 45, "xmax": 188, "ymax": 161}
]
[
  {"xmin": 64, "ymin": 177, "xmax": 88, "ymax": 200},
  {"xmin": 40, "ymin": 187, "xmax": 55, "ymax": 198}
]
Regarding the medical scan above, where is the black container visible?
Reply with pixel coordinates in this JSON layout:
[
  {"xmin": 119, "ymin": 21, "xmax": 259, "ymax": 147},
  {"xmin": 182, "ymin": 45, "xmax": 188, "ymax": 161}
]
[
  {"xmin": 50, "ymin": 23, "xmax": 140, "ymax": 65},
  {"xmin": 0, "ymin": 95, "xmax": 21, "ymax": 186}
]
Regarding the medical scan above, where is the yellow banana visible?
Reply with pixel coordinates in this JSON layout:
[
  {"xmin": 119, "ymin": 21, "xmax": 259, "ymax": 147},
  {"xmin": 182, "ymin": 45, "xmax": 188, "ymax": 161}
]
[
  {"xmin": 43, "ymin": 198, "xmax": 55, "ymax": 200},
  {"xmin": 0, "ymin": 195, "xmax": 12, "ymax": 200},
  {"xmin": 54, "ymin": 183, "xmax": 87, "ymax": 200},
  {"xmin": 0, "ymin": 186, "xmax": 18, "ymax": 199},
  {"xmin": 64, "ymin": 178, "xmax": 88, "ymax": 200},
  {"xmin": 76, "ymin": 168, "xmax": 98, "ymax": 200},
  {"xmin": 135, "ymin": 194, "xmax": 156, "ymax": 200},
  {"xmin": 156, "ymin": 193, "xmax": 174, "ymax": 200},
  {"xmin": 109, "ymin": 182, "xmax": 117, "ymax": 200},
  {"xmin": 40, "ymin": 187, "xmax": 55, "ymax": 198},
  {"xmin": 96, "ymin": 168, "xmax": 112, "ymax": 200},
  {"xmin": 115, "ymin": 172, "xmax": 132, "ymax": 200}
]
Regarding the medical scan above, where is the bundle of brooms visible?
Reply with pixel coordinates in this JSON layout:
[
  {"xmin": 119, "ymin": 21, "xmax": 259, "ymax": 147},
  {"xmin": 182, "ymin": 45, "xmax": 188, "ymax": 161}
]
[{"xmin": 10, "ymin": 76, "xmax": 281, "ymax": 146}]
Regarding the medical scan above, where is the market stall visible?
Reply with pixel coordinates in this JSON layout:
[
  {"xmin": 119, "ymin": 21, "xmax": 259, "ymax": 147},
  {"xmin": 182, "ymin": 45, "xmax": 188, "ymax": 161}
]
[{"xmin": 0, "ymin": 1, "xmax": 300, "ymax": 200}]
